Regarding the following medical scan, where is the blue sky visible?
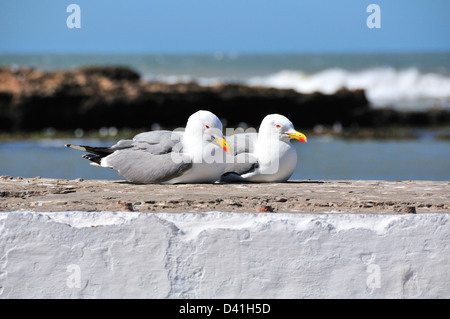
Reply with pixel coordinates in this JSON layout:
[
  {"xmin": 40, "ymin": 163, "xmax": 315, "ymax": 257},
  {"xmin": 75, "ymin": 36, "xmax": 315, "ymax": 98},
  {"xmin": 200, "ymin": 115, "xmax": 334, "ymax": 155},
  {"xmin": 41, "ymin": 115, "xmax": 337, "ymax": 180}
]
[{"xmin": 0, "ymin": 0, "xmax": 449, "ymax": 54}]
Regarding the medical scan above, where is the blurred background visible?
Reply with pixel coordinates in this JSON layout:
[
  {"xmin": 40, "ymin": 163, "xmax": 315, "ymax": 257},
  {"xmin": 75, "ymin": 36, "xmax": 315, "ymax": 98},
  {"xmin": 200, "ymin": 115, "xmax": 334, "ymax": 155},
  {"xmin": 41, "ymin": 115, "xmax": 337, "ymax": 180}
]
[{"xmin": 0, "ymin": 0, "xmax": 449, "ymax": 181}]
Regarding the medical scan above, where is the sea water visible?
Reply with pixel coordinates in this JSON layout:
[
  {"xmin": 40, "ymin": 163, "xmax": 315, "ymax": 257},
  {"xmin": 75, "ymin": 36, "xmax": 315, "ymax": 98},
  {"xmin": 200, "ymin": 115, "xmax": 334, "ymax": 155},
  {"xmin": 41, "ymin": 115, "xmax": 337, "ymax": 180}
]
[{"xmin": 0, "ymin": 136, "xmax": 449, "ymax": 181}]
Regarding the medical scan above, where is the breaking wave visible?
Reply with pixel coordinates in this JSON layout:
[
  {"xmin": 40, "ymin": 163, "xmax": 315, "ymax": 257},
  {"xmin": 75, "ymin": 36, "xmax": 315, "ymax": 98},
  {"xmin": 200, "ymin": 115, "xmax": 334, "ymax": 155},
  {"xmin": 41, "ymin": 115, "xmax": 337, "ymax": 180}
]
[{"xmin": 246, "ymin": 67, "xmax": 450, "ymax": 109}]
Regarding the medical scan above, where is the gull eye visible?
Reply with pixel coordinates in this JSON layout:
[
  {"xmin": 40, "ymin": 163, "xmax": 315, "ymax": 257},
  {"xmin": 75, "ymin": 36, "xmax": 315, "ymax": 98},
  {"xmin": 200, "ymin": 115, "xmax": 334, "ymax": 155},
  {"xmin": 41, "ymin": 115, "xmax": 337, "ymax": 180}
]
[
  {"xmin": 205, "ymin": 125, "xmax": 210, "ymax": 129},
  {"xmin": 275, "ymin": 124, "xmax": 281, "ymax": 128}
]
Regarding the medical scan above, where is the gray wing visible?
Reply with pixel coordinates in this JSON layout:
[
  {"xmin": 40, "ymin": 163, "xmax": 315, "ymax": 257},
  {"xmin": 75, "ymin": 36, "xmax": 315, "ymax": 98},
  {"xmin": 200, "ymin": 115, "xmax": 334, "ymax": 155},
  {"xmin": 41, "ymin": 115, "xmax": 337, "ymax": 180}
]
[
  {"xmin": 228, "ymin": 132, "xmax": 258, "ymax": 156},
  {"xmin": 104, "ymin": 131, "xmax": 193, "ymax": 183},
  {"xmin": 224, "ymin": 132, "xmax": 259, "ymax": 176}
]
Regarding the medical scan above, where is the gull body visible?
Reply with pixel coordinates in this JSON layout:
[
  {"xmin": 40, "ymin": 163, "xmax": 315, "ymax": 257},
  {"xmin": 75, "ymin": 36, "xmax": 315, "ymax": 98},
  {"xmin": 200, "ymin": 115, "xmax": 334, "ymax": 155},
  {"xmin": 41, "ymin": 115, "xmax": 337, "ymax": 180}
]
[
  {"xmin": 223, "ymin": 114, "xmax": 307, "ymax": 182},
  {"xmin": 66, "ymin": 110, "xmax": 230, "ymax": 184}
]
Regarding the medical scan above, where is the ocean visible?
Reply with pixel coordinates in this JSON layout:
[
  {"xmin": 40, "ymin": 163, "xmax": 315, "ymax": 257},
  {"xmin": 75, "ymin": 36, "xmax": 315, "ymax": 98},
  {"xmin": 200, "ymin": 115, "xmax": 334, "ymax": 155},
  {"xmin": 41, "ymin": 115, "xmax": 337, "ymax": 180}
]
[
  {"xmin": 0, "ymin": 136, "xmax": 449, "ymax": 182},
  {"xmin": 0, "ymin": 52, "xmax": 449, "ymax": 181}
]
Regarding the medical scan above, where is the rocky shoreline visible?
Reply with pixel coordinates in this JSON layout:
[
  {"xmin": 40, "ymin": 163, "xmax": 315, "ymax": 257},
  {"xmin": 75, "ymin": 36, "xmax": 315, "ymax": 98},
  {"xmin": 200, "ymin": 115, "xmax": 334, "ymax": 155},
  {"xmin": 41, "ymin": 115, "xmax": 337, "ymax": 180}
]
[
  {"xmin": 1, "ymin": 177, "xmax": 449, "ymax": 214},
  {"xmin": 1, "ymin": 66, "xmax": 449, "ymax": 132}
]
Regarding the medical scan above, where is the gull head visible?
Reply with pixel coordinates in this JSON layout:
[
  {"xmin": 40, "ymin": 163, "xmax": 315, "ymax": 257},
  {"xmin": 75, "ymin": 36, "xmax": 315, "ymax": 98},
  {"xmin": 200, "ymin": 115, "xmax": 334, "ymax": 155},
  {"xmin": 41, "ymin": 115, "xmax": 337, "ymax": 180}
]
[
  {"xmin": 259, "ymin": 114, "xmax": 307, "ymax": 143},
  {"xmin": 185, "ymin": 110, "xmax": 231, "ymax": 153}
]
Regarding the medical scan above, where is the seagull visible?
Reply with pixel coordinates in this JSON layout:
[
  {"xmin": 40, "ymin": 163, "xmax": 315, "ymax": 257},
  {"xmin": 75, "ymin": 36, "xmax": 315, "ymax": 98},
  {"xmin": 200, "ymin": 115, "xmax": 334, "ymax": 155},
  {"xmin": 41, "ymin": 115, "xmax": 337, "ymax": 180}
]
[
  {"xmin": 65, "ymin": 110, "xmax": 231, "ymax": 184},
  {"xmin": 222, "ymin": 114, "xmax": 307, "ymax": 182}
]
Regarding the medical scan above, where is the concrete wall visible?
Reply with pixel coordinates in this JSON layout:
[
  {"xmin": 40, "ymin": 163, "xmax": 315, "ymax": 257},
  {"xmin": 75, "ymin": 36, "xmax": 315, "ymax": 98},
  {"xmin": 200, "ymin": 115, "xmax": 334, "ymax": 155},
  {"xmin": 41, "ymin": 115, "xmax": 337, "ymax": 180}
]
[{"xmin": 0, "ymin": 211, "xmax": 448, "ymax": 298}]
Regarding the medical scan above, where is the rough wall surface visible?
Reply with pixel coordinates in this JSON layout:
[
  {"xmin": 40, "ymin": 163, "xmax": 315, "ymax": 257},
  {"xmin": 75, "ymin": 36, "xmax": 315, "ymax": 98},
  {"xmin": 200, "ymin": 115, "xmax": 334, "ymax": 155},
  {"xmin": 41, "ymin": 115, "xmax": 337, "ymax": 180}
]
[{"xmin": 0, "ymin": 211, "xmax": 448, "ymax": 298}]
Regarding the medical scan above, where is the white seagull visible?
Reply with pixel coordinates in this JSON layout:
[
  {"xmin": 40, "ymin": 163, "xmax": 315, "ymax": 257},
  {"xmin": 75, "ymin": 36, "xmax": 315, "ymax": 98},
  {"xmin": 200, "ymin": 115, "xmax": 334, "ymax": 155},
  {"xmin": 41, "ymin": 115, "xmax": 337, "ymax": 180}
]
[
  {"xmin": 66, "ymin": 110, "xmax": 231, "ymax": 184},
  {"xmin": 222, "ymin": 114, "xmax": 307, "ymax": 182}
]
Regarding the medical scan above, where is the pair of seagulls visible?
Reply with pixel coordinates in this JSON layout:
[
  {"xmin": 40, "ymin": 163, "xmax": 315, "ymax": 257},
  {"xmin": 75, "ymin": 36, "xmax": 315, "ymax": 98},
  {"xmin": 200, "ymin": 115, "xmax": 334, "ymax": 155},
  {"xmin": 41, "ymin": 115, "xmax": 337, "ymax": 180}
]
[{"xmin": 66, "ymin": 110, "xmax": 307, "ymax": 184}]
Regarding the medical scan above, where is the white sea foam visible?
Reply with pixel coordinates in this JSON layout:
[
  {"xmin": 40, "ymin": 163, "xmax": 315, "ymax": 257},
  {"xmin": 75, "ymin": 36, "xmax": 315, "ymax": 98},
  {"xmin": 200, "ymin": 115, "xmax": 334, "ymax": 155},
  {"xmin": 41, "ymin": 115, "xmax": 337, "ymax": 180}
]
[
  {"xmin": 246, "ymin": 67, "xmax": 450, "ymax": 109},
  {"xmin": 144, "ymin": 74, "xmax": 223, "ymax": 87},
  {"xmin": 143, "ymin": 67, "xmax": 450, "ymax": 110}
]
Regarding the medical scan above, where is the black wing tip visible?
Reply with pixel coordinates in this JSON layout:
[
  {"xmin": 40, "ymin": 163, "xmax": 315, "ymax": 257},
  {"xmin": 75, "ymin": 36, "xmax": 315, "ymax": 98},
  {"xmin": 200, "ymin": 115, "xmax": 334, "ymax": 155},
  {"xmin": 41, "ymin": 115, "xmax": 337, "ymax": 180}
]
[
  {"xmin": 82, "ymin": 153, "xmax": 102, "ymax": 164},
  {"xmin": 65, "ymin": 144, "xmax": 113, "ymax": 156}
]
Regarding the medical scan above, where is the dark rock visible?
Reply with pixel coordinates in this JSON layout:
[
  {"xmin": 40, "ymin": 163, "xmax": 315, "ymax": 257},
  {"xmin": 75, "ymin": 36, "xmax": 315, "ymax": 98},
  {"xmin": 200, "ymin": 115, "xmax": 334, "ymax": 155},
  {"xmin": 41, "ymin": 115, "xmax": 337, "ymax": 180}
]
[
  {"xmin": 397, "ymin": 206, "xmax": 417, "ymax": 214},
  {"xmin": 78, "ymin": 66, "xmax": 140, "ymax": 82},
  {"xmin": 119, "ymin": 202, "xmax": 134, "ymax": 212},
  {"xmin": 0, "ymin": 66, "xmax": 448, "ymax": 132}
]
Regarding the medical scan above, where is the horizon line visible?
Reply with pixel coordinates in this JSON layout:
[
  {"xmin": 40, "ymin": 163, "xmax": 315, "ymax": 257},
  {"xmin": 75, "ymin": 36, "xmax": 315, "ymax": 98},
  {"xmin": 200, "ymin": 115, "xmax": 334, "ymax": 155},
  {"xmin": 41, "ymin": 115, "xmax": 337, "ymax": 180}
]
[{"xmin": 1, "ymin": 49, "xmax": 450, "ymax": 56}]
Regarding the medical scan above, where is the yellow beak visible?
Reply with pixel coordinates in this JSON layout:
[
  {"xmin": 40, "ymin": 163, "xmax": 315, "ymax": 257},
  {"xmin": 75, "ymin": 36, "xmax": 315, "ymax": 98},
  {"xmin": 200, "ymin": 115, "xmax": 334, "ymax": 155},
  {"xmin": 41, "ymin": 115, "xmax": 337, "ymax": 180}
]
[
  {"xmin": 214, "ymin": 136, "xmax": 232, "ymax": 153},
  {"xmin": 286, "ymin": 130, "xmax": 307, "ymax": 142}
]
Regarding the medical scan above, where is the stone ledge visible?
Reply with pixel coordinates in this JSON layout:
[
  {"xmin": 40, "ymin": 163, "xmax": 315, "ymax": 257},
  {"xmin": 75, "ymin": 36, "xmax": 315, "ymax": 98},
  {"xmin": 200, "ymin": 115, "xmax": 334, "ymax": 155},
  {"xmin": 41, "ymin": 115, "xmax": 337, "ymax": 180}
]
[{"xmin": 1, "ymin": 177, "xmax": 449, "ymax": 214}]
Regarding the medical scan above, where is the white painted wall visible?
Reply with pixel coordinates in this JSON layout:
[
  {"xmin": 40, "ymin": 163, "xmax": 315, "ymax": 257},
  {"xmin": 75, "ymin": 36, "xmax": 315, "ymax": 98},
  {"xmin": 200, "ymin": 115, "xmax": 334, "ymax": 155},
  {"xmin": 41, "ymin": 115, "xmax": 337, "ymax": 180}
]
[{"xmin": 0, "ymin": 211, "xmax": 448, "ymax": 298}]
